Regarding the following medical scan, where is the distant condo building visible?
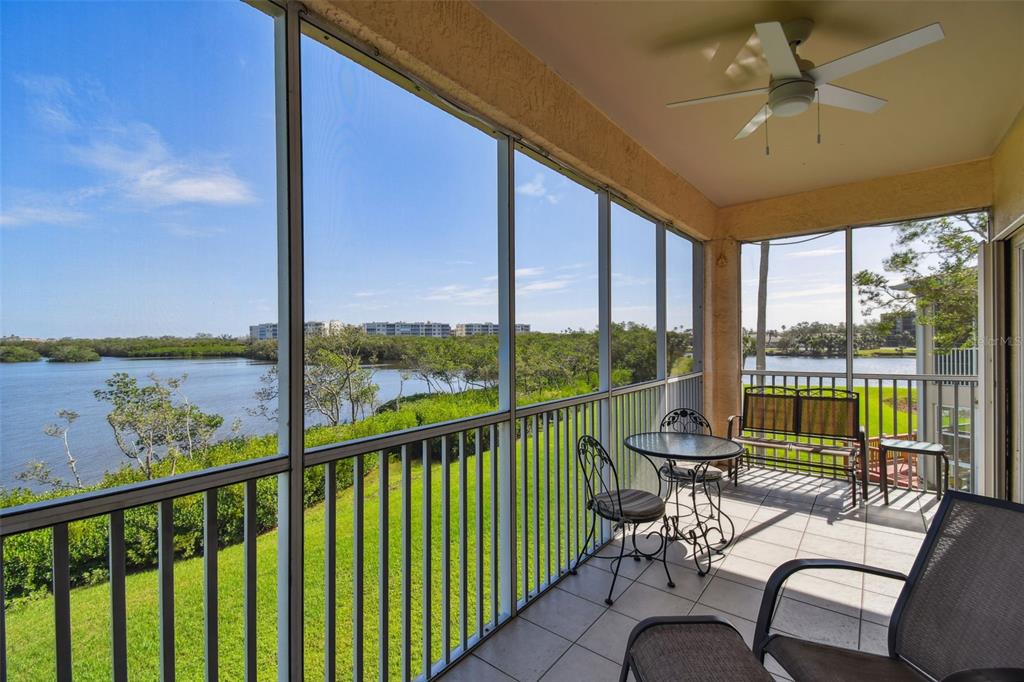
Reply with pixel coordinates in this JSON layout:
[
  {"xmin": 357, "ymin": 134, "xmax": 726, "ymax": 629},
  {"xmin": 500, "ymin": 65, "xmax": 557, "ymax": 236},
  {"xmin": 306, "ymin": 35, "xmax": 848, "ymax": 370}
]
[
  {"xmin": 249, "ymin": 320, "xmax": 342, "ymax": 341},
  {"xmin": 251, "ymin": 320, "xmax": 530, "ymax": 340},
  {"xmin": 455, "ymin": 322, "xmax": 530, "ymax": 336},
  {"xmin": 363, "ymin": 321, "xmax": 451, "ymax": 338},
  {"xmin": 249, "ymin": 322, "xmax": 278, "ymax": 341}
]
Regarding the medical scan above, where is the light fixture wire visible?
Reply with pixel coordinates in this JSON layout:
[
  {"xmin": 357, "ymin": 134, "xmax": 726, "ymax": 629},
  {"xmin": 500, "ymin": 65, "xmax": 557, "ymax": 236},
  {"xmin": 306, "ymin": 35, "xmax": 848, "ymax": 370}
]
[
  {"xmin": 764, "ymin": 104, "xmax": 770, "ymax": 156},
  {"xmin": 816, "ymin": 88, "xmax": 821, "ymax": 144}
]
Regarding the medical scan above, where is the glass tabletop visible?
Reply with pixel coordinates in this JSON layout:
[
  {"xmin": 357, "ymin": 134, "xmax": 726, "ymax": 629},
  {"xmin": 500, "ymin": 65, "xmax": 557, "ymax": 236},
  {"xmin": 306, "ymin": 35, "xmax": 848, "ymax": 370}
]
[{"xmin": 623, "ymin": 432, "xmax": 744, "ymax": 461}]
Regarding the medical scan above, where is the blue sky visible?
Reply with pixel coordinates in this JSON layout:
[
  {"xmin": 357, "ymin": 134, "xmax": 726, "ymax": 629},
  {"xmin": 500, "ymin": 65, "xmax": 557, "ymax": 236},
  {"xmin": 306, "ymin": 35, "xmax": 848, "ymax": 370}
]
[{"xmin": 1, "ymin": 1, "xmax": 690, "ymax": 338}]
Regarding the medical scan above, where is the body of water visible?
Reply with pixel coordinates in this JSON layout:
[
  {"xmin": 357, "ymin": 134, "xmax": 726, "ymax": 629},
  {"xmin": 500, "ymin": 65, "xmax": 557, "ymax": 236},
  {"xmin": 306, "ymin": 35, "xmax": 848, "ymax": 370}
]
[
  {"xmin": 743, "ymin": 355, "xmax": 917, "ymax": 375},
  {"xmin": 0, "ymin": 357, "xmax": 435, "ymax": 488},
  {"xmin": 2, "ymin": 354, "xmax": 919, "ymax": 490}
]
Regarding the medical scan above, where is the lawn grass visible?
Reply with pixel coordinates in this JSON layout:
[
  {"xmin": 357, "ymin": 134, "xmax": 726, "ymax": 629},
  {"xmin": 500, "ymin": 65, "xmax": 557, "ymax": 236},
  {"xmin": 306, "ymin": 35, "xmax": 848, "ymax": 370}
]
[
  {"xmin": 4, "ymin": 413, "xmax": 605, "ymax": 681},
  {"xmin": 4, "ymin": 382, "xmax": 923, "ymax": 679}
]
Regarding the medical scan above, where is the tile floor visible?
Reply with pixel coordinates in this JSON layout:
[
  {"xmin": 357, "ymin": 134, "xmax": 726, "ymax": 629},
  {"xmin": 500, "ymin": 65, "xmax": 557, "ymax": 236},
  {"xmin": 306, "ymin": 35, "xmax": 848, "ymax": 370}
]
[{"xmin": 438, "ymin": 468, "xmax": 941, "ymax": 682}]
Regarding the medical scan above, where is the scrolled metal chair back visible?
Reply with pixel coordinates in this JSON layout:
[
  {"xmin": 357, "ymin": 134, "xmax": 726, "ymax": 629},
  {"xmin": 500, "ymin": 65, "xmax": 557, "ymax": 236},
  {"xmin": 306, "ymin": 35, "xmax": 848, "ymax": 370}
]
[
  {"xmin": 576, "ymin": 435, "xmax": 621, "ymax": 515},
  {"xmin": 659, "ymin": 408, "xmax": 712, "ymax": 435}
]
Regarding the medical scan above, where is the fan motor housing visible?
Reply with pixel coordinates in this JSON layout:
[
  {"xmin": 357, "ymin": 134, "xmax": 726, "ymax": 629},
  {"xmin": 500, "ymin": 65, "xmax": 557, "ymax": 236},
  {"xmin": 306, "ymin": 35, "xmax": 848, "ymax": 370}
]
[{"xmin": 769, "ymin": 78, "xmax": 816, "ymax": 117}]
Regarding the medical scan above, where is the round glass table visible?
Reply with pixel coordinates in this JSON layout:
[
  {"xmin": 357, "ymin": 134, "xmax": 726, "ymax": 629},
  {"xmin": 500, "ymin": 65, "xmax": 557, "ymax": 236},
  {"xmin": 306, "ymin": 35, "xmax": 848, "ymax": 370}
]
[{"xmin": 624, "ymin": 432, "xmax": 744, "ymax": 575}]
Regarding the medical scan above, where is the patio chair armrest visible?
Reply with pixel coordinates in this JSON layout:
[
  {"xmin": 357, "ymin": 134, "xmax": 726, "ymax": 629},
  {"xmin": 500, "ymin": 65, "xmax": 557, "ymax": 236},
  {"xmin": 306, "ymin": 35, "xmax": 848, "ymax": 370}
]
[
  {"xmin": 940, "ymin": 669, "xmax": 1024, "ymax": 682},
  {"xmin": 753, "ymin": 559, "xmax": 907, "ymax": 660},
  {"xmin": 620, "ymin": 615, "xmax": 747, "ymax": 682}
]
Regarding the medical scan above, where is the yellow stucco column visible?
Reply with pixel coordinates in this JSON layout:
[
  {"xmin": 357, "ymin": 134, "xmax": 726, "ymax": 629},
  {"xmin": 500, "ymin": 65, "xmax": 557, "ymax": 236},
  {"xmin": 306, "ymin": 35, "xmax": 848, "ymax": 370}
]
[{"xmin": 703, "ymin": 238, "xmax": 742, "ymax": 436}]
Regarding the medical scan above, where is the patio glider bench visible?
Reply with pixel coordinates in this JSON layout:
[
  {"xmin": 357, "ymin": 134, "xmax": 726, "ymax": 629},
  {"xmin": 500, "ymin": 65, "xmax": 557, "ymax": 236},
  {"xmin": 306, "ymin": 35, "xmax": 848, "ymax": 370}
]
[
  {"xmin": 619, "ymin": 491, "xmax": 1024, "ymax": 682},
  {"xmin": 728, "ymin": 386, "xmax": 869, "ymax": 505}
]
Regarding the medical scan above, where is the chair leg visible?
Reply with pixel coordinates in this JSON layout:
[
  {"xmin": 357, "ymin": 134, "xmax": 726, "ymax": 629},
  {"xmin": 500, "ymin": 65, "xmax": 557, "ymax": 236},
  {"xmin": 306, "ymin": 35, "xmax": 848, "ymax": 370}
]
[
  {"xmin": 660, "ymin": 516, "xmax": 675, "ymax": 588},
  {"xmin": 573, "ymin": 512, "xmax": 596, "ymax": 575},
  {"xmin": 606, "ymin": 527, "xmax": 627, "ymax": 605}
]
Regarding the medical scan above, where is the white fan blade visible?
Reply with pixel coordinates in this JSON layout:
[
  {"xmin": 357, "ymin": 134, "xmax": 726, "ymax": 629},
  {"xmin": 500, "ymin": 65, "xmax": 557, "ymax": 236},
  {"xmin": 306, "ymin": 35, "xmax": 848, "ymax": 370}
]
[
  {"xmin": 735, "ymin": 105, "xmax": 772, "ymax": 140},
  {"xmin": 808, "ymin": 23, "xmax": 944, "ymax": 85},
  {"xmin": 754, "ymin": 21, "xmax": 802, "ymax": 80},
  {"xmin": 666, "ymin": 87, "xmax": 769, "ymax": 109},
  {"xmin": 817, "ymin": 84, "xmax": 887, "ymax": 113}
]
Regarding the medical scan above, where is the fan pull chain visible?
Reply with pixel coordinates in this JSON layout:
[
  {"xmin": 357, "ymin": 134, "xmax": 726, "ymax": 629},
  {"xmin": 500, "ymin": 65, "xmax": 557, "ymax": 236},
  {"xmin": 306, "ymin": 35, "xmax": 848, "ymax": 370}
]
[
  {"xmin": 764, "ymin": 104, "xmax": 770, "ymax": 156},
  {"xmin": 816, "ymin": 88, "xmax": 821, "ymax": 144}
]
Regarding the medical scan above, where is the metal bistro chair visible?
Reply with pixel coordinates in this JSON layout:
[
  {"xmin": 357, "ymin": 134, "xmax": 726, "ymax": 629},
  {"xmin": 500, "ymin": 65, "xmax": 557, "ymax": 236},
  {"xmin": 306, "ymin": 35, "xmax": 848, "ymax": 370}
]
[
  {"xmin": 573, "ymin": 435, "xmax": 674, "ymax": 604},
  {"xmin": 618, "ymin": 491, "xmax": 1024, "ymax": 682},
  {"xmin": 658, "ymin": 408, "xmax": 721, "ymax": 503},
  {"xmin": 658, "ymin": 408, "xmax": 735, "ymax": 554}
]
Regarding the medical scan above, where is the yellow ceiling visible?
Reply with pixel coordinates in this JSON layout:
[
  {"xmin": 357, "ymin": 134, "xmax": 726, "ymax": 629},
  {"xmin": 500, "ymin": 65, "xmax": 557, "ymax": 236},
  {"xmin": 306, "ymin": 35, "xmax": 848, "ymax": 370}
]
[{"xmin": 475, "ymin": 1, "xmax": 1024, "ymax": 206}]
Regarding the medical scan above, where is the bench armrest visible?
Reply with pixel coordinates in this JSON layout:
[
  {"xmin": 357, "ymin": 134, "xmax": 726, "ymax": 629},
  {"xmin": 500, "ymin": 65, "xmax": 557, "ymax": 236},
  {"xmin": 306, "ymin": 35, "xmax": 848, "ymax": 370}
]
[
  {"xmin": 753, "ymin": 559, "xmax": 907, "ymax": 660},
  {"xmin": 727, "ymin": 414, "xmax": 741, "ymax": 440}
]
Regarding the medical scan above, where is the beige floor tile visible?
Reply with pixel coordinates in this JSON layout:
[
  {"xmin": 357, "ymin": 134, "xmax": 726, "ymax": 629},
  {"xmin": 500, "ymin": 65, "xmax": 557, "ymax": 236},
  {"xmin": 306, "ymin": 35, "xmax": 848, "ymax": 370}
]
[
  {"xmin": 540, "ymin": 645, "xmax": 621, "ymax": 682},
  {"xmin": 438, "ymin": 655, "xmax": 517, "ymax": 682},
  {"xmin": 559, "ymin": 563, "xmax": 630, "ymax": 606},
  {"xmin": 474, "ymin": 618, "xmax": 572, "ymax": 682},
  {"xmin": 730, "ymin": 537, "xmax": 799, "ymax": 566},
  {"xmin": 864, "ymin": 546, "xmax": 917, "ymax": 573},
  {"xmin": 860, "ymin": 588, "xmax": 897, "ymax": 626},
  {"xmin": 750, "ymin": 506, "xmax": 811, "ymax": 532},
  {"xmin": 741, "ymin": 522, "xmax": 804, "ymax": 548},
  {"xmin": 798, "ymin": 533, "xmax": 864, "ymax": 562},
  {"xmin": 865, "ymin": 527, "xmax": 924, "ymax": 556},
  {"xmin": 610, "ymin": 581, "xmax": 695, "ymax": 621},
  {"xmin": 520, "ymin": 587, "xmax": 607, "ymax": 641},
  {"xmin": 859, "ymin": 620, "xmax": 890, "ymax": 656},
  {"xmin": 863, "ymin": 572, "xmax": 906, "ymax": 598},
  {"xmin": 634, "ymin": 558, "xmax": 714, "ymax": 601},
  {"xmin": 697, "ymin": 576, "xmax": 765, "ymax": 622},
  {"xmin": 793, "ymin": 550, "xmax": 865, "ymax": 588},
  {"xmin": 771, "ymin": 597, "xmax": 861, "ymax": 650},
  {"xmin": 804, "ymin": 516, "xmax": 867, "ymax": 544},
  {"xmin": 782, "ymin": 571, "xmax": 863, "ymax": 618},
  {"xmin": 577, "ymin": 610, "xmax": 640, "ymax": 666},
  {"xmin": 715, "ymin": 553, "xmax": 777, "ymax": 590}
]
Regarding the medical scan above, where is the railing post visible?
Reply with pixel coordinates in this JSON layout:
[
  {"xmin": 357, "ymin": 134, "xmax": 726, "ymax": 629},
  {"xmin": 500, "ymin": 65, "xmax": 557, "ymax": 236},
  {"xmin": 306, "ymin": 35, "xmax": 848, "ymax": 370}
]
[
  {"xmin": 275, "ymin": 2, "xmax": 304, "ymax": 679},
  {"xmin": 598, "ymin": 191, "xmax": 612, "ymax": 542},
  {"xmin": 496, "ymin": 134, "xmax": 517, "ymax": 617}
]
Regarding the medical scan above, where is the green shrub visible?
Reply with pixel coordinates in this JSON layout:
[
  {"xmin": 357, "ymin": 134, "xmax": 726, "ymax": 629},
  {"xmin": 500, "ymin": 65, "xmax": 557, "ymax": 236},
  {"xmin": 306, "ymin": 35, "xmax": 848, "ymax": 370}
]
[{"xmin": 0, "ymin": 345, "xmax": 41, "ymax": 363}]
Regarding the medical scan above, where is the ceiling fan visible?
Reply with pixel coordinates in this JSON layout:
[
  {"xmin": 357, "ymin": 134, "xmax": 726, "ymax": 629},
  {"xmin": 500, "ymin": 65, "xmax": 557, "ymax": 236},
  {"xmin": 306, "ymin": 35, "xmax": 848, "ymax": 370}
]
[{"xmin": 665, "ymin": 19, "xmax": 945, "ymax": 141}]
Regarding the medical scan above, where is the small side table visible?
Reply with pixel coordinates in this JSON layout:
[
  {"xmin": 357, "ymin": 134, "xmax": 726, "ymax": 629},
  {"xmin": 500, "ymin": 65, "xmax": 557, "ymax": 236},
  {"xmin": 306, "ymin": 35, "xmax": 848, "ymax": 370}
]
[{"xmin": 878, "ymin": 439, "xmax": 948, "ymax": 504}]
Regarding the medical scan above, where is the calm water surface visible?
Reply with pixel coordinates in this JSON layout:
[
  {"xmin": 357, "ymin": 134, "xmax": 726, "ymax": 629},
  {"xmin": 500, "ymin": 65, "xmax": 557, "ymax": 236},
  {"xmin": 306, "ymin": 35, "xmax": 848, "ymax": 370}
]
[
  {"xmin": 0, "ymin": 357, "xmax": 433, "ymax": 488},
  {"xmin": 2, "ymin": 354, "xmax": 917, "ymax": 489}
]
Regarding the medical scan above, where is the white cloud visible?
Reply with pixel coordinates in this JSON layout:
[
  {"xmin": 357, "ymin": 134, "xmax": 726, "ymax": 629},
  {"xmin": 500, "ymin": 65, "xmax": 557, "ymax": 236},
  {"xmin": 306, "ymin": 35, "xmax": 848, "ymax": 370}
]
[
  {"xmin": 785, "ymin": 247, "xmax": 844, "ymax": 258},
  {"xmin": 164, "ymin": 224, "xmax": 226, "ymax": 238},
  {"xmin": 515, "ymin": 173, "xmax": 560, "ymax": 204},
  {"xmin": 0, "ymin": 204, "xmax": 86, "ymax": 227},
  {"xmin": 516, "ymin": 266, "xmax": 545, "ymax": 278},
  {"xmin": 4, "ymin": 76, "xmax": 256, "ymax": 228},
  {"xmin": 421, "ymin": 284, "xmax": 497, "ymax": 305},
  {"xmin": 520, "ymin": 278, "xmax": 572, "ymax": 294},
  {"xmin": 72, "ymin": 122, "xmax": 254, "ymax": 206}
]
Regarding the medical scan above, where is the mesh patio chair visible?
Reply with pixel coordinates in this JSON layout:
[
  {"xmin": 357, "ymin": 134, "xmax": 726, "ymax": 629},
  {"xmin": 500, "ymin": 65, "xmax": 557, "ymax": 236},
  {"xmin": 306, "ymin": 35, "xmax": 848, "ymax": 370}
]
[
  {"xmin": 573, "ymin": 435, "xmax": 674, "ymax": 604},
  {"xmin": 620, "ymin": 491, "xmax": 1024, "ymax": 682}
]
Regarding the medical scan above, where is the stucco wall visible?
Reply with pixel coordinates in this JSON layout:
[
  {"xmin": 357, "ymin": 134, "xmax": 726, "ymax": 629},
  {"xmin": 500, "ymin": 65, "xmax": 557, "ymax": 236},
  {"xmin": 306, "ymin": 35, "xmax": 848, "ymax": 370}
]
[
  {"xmin": 993, "ymin": 106, "xmax": 1024, "ymax": 237},
  {"xmin": 304, "ymin": 0, "xmax": 717, "ymax": 239},
  {"xmin": 717, "ymin": 158, "xmax": 994, "ymax": 242},
  {"xmin": 702, "ymin": 238, "xmax": 741, "ymax": 434}
]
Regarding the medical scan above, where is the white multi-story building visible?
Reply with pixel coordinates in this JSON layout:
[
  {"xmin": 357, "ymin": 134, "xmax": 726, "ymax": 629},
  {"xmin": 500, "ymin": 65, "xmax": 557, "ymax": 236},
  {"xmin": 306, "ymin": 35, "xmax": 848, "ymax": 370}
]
[
  {"xmin": 249, "ymin": 322, "xmax": 278, "ymax": 341},
  {"xmin": 454, "ymin": 322, "xmax": 530, "ymax": 336},
  {"xmin": 363, "ymin": 321, "xmax": 452, "ymax": 337},
  {"xmin": 250, "ymin": 320, "xmax": 343, "ymax": 341}
]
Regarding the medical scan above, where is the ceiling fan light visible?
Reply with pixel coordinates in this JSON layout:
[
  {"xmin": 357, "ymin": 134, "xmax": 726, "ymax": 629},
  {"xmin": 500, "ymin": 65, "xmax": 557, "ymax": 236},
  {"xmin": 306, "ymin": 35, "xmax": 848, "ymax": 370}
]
[{"xmin": 769, "ymin": 79, "xmax": 816, "ymax": 117}]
